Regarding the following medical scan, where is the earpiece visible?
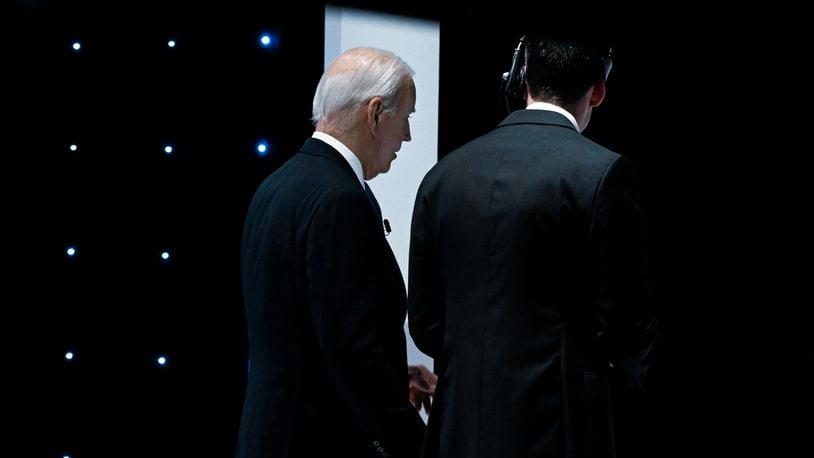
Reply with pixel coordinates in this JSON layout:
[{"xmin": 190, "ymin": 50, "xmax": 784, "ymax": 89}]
[
  {"xmin": 501, "ymin": 36, "xmax": 527, "ymax": 114},
  {"xmin": 601, "ymin": 48, "xmax": 614, "ymax": 81}
]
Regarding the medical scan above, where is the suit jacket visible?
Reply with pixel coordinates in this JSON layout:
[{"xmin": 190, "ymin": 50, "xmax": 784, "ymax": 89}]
[
  {"xmin": 236, "ymin": 138, "xmax": 426, "ymax": 458},
  {"xmin": 408, "ymin": 110, "xmax": 657, "ymax": 458}
]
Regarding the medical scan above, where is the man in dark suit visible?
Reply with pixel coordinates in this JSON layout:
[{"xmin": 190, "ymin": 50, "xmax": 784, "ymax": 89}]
[
  {"xmin": 236, "ymin": 47, "xmax": 427, "ymax": 458},
  {"xmin": 408, "ymin": 36, "xmax": 658, "ymax": 457}
]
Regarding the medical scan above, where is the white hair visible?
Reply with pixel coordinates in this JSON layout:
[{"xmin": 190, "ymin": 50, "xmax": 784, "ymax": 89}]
[{"xmin": 312, "ymin": 47, "xmax": 414, "ymax": 131}]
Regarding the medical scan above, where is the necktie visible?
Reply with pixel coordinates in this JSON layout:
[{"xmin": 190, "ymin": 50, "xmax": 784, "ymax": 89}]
[{"xmin": 363, "ymin": 182, "xmax": 383, "ymax": 224}]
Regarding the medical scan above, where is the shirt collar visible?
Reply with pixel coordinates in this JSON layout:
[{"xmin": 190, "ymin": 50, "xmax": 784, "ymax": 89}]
[
  {"xmin": 312, "ymin": 131, "xmax": 365, "ymax": 189},
  {"xmin": 526, "ymin": 102, "xmax": 580, "ymax": 131}
]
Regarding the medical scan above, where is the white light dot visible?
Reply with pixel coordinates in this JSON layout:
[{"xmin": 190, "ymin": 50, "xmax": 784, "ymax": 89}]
[
  {"xmin": 256, "ymin": 140, "xmax": 270, "ymax": 157},
  {"xmin": 66, "ymin": 246, "xmax": 77, "ymax": 257},
  {"xmin": 258, "ymin": 33, "xmax": 279, "ymax": 49},
  {"xmin": 161, "ymin": 251, "xmax": 170, "ymax": 261},
  {"xmin": 157, "ymin": 356, "xmax": 167, "ymax": 366},
  {"xmin": 65, "ymin": 352, "xmax": 74, "ymax": 360},
  {"xmin": 63, "ymin": 455, "xmax": 71, "ymax": 458},
  {"xmin": 69, "ymin": 144, "xmax": 78, "ymax": 151},
  {"xmin": 72, "ymin": 41, "xmax": 81, "ymax": 51},
  {"xmin": 167, "ymin": 40, "xmax": 176, "ymax": 48},
  {"xmin": 164, "ymin": 145, "xmax": 173, "ymax": 154}
]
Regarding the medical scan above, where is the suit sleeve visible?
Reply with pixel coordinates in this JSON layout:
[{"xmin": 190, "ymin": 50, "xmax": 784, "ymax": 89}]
[
  {"xmin": 589, "ymin": 156, "xmax": 658, "ymax": 389},
  {"xmin": 407, "ymin": 182, "xmax": 444, "ymax": 359},
  {"xmin": 306, "ymin": 190, "xmax": 424, "ymax": 458}
]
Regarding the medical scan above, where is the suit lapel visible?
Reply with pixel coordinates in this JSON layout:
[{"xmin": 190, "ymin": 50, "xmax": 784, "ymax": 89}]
[{"xmin": 300, "ymin": 137, "xmax": 396, "ymax": 240}]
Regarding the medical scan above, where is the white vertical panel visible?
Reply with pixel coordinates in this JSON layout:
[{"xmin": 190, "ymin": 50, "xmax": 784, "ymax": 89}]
[{"xmin": 323, "ymin": 5, "xmax": 440, "ymax": 392}]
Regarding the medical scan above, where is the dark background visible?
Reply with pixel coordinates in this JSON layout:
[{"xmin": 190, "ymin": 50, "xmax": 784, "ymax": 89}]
[{"xmin": 10, "ymin": 0, "xmax": 811, "ymax": 456}]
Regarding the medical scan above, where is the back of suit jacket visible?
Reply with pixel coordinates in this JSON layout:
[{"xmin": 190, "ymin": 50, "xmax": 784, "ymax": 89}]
[
  {"xmin": 237, "ymin": 138, "xmax": 425, "ymax": 458},
  {"xmin": 409, "ymin": 110, "xmax": 655, "ymax": 458}
]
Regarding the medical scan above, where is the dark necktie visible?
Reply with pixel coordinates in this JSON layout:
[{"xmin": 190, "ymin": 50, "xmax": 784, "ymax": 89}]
[{"xmin": 363, "ymin": 182, "xmax": 383, "ymax": 224}]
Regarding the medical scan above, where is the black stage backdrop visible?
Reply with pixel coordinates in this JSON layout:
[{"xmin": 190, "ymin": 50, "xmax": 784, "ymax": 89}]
[{"xmin": 9, "ymin": 1, "xmax": 811, "ymax": 456}]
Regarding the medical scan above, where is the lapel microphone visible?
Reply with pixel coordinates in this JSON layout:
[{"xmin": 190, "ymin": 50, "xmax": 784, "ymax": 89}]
[{"xmin": 383, "ymin": 219, "xmax": 391, "ymax": 236}]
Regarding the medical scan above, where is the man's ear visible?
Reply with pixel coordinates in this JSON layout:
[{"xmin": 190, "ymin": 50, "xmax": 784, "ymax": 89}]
[
  {"xmin": 367, "ymin": 96, "xmax": 384, "ymax": 129},
  {"xmin": 589, "ymin": 79, "xmax": 606, "ymax": 108}
]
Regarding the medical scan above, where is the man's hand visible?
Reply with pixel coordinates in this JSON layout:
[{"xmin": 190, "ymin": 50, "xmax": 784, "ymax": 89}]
[{"xmin": 408, "ymin": 364, "xmax": 437, "ymax": 415}]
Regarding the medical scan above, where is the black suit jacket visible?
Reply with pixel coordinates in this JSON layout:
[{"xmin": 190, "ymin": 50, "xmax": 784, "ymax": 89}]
[
  {"xmin": 236, "ymin": 138, "xmax": 425, "ymax": 458},
  {"xmin": 409, "ymin": 110, "xmax": 657, "ymax": 458}
]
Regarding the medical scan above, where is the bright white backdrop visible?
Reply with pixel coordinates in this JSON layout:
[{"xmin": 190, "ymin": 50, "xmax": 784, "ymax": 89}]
[{"xmin": 323, "ymin": 5, "xmax": 440, "ymax": 403}]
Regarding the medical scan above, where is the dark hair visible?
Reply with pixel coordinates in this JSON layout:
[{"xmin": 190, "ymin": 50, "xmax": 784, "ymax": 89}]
[{"xmin": 524, "ymin": 36, "xmax": 611, "ymax": 106}]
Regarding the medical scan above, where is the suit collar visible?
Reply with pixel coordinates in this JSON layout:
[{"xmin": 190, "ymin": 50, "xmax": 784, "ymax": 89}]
[
  {"xmin": 497, "ymin": 109, "xmax": 578, "ymax": 132},
  {"xmin": 312, "ymin": 132, "xmax": 365, "ymax": 188},
  {"xmin": 299, "ymin": 137, "xmax": 359, "ymax": 183}
]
